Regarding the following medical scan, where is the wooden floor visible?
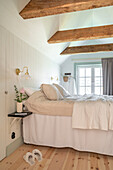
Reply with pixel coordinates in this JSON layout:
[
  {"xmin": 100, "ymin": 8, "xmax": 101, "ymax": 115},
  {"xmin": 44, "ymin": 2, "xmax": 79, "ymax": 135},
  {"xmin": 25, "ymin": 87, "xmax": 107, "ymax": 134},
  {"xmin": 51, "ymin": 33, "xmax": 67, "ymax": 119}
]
[{"xmin": 0, "ymin": 144, "xmax": 113, "ymax": 170}]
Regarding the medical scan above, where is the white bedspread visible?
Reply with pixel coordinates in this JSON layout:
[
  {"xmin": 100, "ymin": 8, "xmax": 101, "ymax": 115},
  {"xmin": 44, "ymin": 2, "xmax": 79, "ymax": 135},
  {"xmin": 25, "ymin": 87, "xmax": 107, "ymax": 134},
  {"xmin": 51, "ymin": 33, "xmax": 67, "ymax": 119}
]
[
  {"xmin": 23, "ymin": 113, "xmax": 113, "ymax": 156},
  {"xmin": 72, "ymin": 94, "xmax": 113, "ymax": 131}
]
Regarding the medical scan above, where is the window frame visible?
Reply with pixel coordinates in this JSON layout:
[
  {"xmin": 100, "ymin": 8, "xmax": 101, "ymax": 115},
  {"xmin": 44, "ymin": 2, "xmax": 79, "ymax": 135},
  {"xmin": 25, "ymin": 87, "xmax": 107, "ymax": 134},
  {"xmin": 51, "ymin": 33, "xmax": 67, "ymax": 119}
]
[{"xmin": 74, "ymin": 62, "xmax": 102, "ymax": 95}]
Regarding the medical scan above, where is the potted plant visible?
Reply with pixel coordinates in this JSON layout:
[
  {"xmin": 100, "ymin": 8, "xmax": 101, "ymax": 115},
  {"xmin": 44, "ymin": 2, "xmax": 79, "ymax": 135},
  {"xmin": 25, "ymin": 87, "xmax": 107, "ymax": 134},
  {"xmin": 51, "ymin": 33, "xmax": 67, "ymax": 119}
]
[{"xmin": 14, "ymin": 85, "xmax": 28, "ymax": 112}]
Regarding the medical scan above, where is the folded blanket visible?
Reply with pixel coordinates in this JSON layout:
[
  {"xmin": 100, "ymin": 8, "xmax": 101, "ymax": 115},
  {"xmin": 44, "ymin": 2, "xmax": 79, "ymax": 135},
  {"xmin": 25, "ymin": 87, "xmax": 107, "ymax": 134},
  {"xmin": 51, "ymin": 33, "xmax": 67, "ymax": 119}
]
[{"xmin": 72, "ymin": 95, "xmax": 113, "ymax": 131}]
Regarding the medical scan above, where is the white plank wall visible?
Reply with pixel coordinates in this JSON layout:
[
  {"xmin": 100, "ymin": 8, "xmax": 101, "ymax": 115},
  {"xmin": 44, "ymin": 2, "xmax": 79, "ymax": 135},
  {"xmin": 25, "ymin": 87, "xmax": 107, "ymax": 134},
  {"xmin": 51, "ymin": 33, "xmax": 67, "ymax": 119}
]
[
  {"xmin": 0, "ymin": 26, "xmax": 6, "ymax": 160},
  {"xmin": 0, "ymin": 26, "xmax": 60, "ymax": 148}
]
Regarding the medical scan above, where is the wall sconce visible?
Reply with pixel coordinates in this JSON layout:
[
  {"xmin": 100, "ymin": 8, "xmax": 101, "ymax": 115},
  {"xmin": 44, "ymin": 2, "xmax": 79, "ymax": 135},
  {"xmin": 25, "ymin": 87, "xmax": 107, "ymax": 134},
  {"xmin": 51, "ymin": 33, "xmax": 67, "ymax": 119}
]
[
  {"xmin": 16, "ymin": 66, "xmax": 31, "ymax": 79},
  {"xmin": 63, "ymin": 76, "xmax": 68, "ymax": 82},
  {"xmin": 63, "ymin": 73, "xmax": 75, "ymax": 82},
  {"xmin": 51, "ymin": 76, "xmax": 58, "ymax": 81}
]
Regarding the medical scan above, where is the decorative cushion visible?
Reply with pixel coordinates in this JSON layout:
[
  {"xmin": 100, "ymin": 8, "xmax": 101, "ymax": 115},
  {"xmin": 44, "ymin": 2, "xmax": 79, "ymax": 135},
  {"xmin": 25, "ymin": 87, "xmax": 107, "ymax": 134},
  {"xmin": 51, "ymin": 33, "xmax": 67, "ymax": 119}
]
[
  {"xmin": 24, "ymin": 87, "xmax": 39, "ymax": 96},
  {"xmin": 53, "ymin": 83, "xmax": 70, "ymax": 97},
  {"xmin": 41, "ymin": 84, "xmax": 63, "ymax": 100}
]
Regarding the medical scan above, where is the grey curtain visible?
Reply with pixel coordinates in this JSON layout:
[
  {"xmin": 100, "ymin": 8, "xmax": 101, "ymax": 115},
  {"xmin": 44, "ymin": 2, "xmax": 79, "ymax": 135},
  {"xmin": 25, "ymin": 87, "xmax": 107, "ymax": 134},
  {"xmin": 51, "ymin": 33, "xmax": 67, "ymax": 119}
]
[{"xmin": 102, "ymin": 58, "xmax": 113, "ymax": 95}]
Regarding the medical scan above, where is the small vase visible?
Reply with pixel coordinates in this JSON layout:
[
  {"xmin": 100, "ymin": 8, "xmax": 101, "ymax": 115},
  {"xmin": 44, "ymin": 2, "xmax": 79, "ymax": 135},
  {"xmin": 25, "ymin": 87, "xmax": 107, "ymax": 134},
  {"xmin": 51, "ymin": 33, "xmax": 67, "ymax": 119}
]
[{"xmin": 17, "ymin": 102, "xmax": 23, "ymax": 112}]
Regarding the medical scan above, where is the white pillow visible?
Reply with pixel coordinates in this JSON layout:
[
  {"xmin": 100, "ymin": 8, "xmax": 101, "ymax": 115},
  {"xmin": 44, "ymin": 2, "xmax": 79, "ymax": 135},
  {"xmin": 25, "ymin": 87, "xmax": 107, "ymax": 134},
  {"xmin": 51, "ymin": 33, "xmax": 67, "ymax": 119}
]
[
  {"xmin": 41, "ymin": 84, "xmax": 63, "ymax": 100},
  {"xmin": 24, "ymin": 87, "xmax": 38, "ymax": 96},
  {"xmin": 53, "ymin": 83, "xmax": 70, "ymax": 97}
]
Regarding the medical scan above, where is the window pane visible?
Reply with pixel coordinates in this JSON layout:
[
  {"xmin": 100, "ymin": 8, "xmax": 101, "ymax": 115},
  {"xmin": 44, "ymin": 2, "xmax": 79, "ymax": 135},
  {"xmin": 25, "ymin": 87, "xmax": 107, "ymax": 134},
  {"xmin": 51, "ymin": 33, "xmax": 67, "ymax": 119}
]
[
  {"xmin": 79, "ymin": 78, "xmax": 85, "ymax": 86},
  {"xmin": 79, "ymin": 87, "xmax": 85, "ymax": 95},
  {"xmin": 79, "ymin": 68, "xmax": 85, "ymax": 77},
  {"xmin": 100, "ymin": 68, "xmax": 103, "ymax": 76},
  {"xmin": 95, "ymin": 87, "xmax": 100, "ymax": 95},
  {"xmin": 101, "ymin": 77, "xmax": 103, "ymax": 86},
  {"xmin": 76, "ymin": 64, "xmax": 103, "ymax": 95},
  {"xmin": 86, "ymin": 87, "xmax": 91, "ymax": 94},
  {"xmin": 101, "ymin": 87, "xmax": 103, "ymax": 95},
  {"xmin": 95, "ymin": 78, "xmax": 100, "ymax": 86},
  {"xmin": 95, "ymin": 68, "xmax": 100, "ymax": 76},
  {"xmin": 86, "ymin": 68, "xmax": 91, "ymax": 77},
  {"xmin": 86, "ymin": 78, "xmax": 91, "ymax": 86}
]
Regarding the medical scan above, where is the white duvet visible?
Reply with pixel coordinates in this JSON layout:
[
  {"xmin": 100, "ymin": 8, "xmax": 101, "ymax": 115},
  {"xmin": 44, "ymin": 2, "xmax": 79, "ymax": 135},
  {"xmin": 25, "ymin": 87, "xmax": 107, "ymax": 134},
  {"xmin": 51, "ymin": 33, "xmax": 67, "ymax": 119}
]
[{"xmin": 71, "ymin": 94, "xmax": 113, "ymax": 131}]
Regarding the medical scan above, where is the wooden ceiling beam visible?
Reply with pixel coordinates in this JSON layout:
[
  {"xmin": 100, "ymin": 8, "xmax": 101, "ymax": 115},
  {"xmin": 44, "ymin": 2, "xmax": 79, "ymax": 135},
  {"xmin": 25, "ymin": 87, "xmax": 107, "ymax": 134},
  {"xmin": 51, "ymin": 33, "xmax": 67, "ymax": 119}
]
[
  {"xmin": 20, "ymin": 0, "xmax": 113, "ymax": 19},
  {"xmin": 61, "ymin": 43, "xmax": 113, "ymax": 55},
  {"xmin": 48, "ymin": 25, "xmax": 113, "ymax": 44}
]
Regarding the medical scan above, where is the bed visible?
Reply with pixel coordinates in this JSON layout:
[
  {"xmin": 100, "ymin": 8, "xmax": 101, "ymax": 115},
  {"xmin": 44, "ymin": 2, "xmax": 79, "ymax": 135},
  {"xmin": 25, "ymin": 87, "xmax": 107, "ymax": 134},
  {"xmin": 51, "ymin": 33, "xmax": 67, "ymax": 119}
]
[{"xmin": 23, "ymin": 85, "xmax": 113, "ymax": 156}]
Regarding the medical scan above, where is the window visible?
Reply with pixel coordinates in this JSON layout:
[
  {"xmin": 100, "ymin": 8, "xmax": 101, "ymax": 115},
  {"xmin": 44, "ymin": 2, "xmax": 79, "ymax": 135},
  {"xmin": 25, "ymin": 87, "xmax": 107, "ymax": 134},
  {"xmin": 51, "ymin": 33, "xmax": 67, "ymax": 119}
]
[{"xmin": 75, "ymin": 63, "xmax": 103, "ymax": 95}]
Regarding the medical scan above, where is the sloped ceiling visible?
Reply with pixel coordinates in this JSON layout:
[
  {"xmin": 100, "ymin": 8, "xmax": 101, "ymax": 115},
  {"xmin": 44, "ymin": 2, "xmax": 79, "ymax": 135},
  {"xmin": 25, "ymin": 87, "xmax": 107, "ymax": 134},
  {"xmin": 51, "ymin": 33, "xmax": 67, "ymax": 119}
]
[{"xmin": 0, "ymin": 0, "xmax": 113, "ymax": 65}]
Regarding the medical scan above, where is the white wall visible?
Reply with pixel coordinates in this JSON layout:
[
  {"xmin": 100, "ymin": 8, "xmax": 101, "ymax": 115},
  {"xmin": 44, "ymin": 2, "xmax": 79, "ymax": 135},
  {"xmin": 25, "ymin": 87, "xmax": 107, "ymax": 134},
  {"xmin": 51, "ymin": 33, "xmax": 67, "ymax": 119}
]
[
  {"xmin": 0, "ymin": 0, "xmax": 68, "ymax": 64},
  {"xmin": 59, "ymin": 6, "xmax": 113, "ymax": 30},
  {"xmin": 0, "ymin": 0, "xmax": 61, "ymax": 149},
  {"xmin": 0, "ymin": 26, "xmax": 6, "ymax": 160},
  {"xmin": 0, "ymin": 25, "xmax": 60, "ymax": 146}
]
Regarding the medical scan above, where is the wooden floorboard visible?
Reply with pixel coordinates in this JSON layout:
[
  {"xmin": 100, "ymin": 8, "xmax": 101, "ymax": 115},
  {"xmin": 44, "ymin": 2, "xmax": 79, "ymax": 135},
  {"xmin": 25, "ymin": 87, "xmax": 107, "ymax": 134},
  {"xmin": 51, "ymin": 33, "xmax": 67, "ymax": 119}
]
[{"xmin": 0, "ymin": 144, "xmax": 113, "ymax": 170}]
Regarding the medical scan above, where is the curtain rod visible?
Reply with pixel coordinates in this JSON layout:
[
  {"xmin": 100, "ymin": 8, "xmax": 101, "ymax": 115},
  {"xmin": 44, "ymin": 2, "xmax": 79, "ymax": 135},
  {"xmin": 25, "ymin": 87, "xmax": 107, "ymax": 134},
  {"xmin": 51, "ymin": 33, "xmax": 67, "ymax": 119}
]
[{"xmin": 72, "ymin": 57, "xmax": 113, "ymax": 61}]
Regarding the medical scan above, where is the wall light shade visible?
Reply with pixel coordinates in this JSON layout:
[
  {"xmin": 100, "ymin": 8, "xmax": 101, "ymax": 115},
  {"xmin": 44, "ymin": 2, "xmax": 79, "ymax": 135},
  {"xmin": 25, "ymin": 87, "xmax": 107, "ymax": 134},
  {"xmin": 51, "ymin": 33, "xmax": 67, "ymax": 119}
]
[
  {"xmin": 63, "ymin": 76, "xmax": 68, "ymax": 82},
  {"xmin": 15, "ymin": 66, "xmax": 31, "ymax": 79},
  {"xmin": 51, "ymin": 76, "xmax": 58, "ymax": 81},
  {"xmin": 62, "ymin": 73, "xmax": 75, "ymax": 82}
]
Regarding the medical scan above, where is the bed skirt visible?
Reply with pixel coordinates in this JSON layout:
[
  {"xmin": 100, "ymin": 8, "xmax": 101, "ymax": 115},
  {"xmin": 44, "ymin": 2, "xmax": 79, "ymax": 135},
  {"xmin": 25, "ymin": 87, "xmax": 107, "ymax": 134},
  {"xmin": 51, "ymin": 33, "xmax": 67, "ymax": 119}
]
[{"xmin": 23, "ymin": 113, "xmax": 113, "ymax": 156}]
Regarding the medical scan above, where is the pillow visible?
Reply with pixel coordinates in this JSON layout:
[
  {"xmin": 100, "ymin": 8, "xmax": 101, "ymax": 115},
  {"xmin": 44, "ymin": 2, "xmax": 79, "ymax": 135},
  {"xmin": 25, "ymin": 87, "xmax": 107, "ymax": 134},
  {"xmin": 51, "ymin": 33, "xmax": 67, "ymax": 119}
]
[
  {"xmin": 53, "ymin": 83, "xmax": 70, "ymax": 97},
  {"xmin": 25, "ymin": 90, "xmax": 47, "ymax": 111},
  {"xmin": 41, "ymin": 84, "xmax": 63, "ymax": 100},
  {"xmin": 24, "ymin": 87, "xmax": 39, "ymax": 96}
]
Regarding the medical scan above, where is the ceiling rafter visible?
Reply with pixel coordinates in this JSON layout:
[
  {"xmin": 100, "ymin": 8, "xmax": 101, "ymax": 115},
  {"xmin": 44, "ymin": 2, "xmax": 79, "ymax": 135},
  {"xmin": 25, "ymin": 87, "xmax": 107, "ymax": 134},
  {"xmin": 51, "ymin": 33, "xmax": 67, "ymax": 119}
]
[
  {"xmin": 48, "ymin": 25, "xmax": 113, "ymax": 44},
  {"xmin": 61, "ymin": 43, "xmax": 113, "ymax": 55},
  {"xmin": 20, "ymin": 0, "xmax": 113, "ymax": 19}
]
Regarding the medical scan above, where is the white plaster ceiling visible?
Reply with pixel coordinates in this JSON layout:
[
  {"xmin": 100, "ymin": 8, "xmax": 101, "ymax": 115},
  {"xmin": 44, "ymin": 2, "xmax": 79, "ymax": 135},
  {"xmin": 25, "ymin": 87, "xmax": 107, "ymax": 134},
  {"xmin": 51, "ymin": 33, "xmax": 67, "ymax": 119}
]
[{"xmin": 0, "ymin": 0, "xmax": 113, "ymax": 65}]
